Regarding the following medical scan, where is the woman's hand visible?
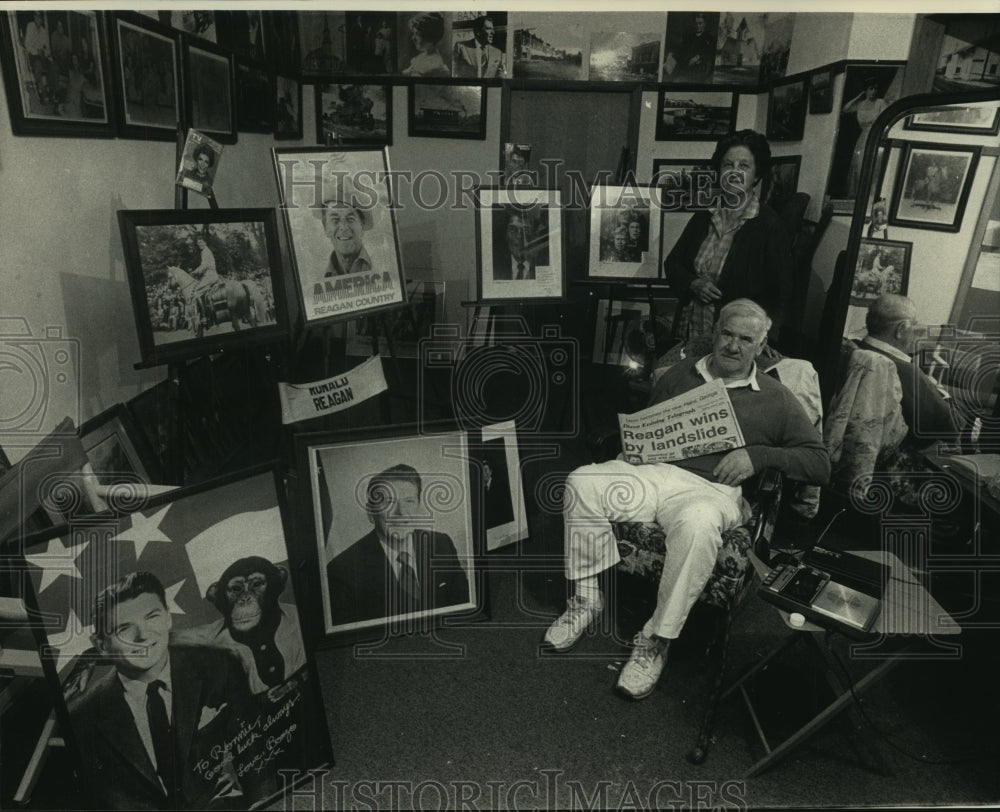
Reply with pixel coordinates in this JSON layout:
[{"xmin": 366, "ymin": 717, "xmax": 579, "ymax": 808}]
[{"xmin": 690, "ymin": 277, "xmax": 722, "ymax": 303}]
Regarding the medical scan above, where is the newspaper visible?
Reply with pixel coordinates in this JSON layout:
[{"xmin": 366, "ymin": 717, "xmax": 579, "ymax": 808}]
[{"xmin": 619, "ymin": 378, "xmax": 745, "ymax": 464}]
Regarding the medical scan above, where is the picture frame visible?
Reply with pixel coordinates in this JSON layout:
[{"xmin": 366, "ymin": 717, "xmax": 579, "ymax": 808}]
[
  {"xmin": 158, "ymin": 10, "xmax": 217, "ymax": 44},
  {"xmin": 174, "ymin": 129, "xmax": 223, "ymax": 198},
  {"xmin": 655, "ymin": 90, "xmax": 736, "ymax": 141},
  {"xmin": 712, "ymin": 11, "xmax": 766, "ymax": 86},
  {"xmin": 117, "ymin": 208, "xmax": 289, "ymax": 367},
  {"xmin": 587, "ymin": 185, "xmax": 664, "ymax": 281},
  {"xmin": 109, "ymin": 13, "xmax": 180, "ymax": 141},
  {"xmin": 408, "ymin": 83, "xmax": 486, "ymax": 140},
  {"xmin": 266, "ymin": 10, "xmax": 301, "ymax": 77},
  {"xmin": 77, "ymin": 403, "xmax": 154, "ymax": 487},
  {"xmin": 315, "ymin": 83, "xmax": 391, "ymax": 147},
  {"xmin": 219, "ymin": 9, "xmax": 265, "ymax": 62},
  {"xmin": 588, "ymin": 30, "xmax": 660, "ymax": 82},
  {"xmin": 889, "ymin": 143, "xmax": 981, "ymax": 233},
  {"xmin": 808, "ymin": 68, "xmax": 833, "ymax": 114},
  {"xmin": 22, "ymin": 466, "xmax": 333, "ymax": 810},
  {"xmin": 294, "ymin": 425, "xmax": 480, "ymax": 640},
  {"xmin": 651, "ymin": 158, "xmax": 715, "ymax": 212},
  {"xmin": 341, "ymin": 12, "xmax": 398, "ymax": 75},
  {"xmin": 345, "ymin": 280, "xmax": 445, "ymax": 359},
  {"xmin": 767, "ymin": 77, "xmax": 806, "ymax": 141},
  {"xmin": 931, "ymin": 14, "xmax": 1000, "ymax": 94},
  {"xmin": 850, "ymin": 237, "xmax": 912, "ymax": 305},
  {"xmin": 591, "ymin": 296, "xmax": 678, "ymax": 369},
  {"xmin": 503, "ymin": 142, "xmax": 533, "ymax": 186},
  {"xmin": 475, "ymin": 187, "xmax": 565, "ymax": 303},
  {"xmin": 768, "ymin": 155, "xmax": 802, "ymax": 210},
  {"xmin": 235, "ymin": 59, "xmax": 271, "ymax": 133},
  {"xmin": 473, "ymin": 420, "xmax": 528, "ymax": 552},
  {"xmin": 661, "ymin": 12, "xmax": 719, "ymax": 84},
  {"xmin": 298, "ymin": 10, "xmax": 348, "ymax": 78},
  {"xmin": 273, "ymin": 74, "xmax": 303, "ymax": 140},
  {"xmin": 182, "ymin": 37, "xmax": 236, "ymax": 145},
  {"xmin": 903, "ymin": 105, "xmax": 1000, "ymax": 136},
  {"xmin": 0, "ymin": 10, "xmax": 116, "ymax": 138},
  {"xmin": 509, "ymin": 12, "xmax": 582, "ymax": 81},
  {"xmin": 272, "ymin": 147, "xmax": 407, "ymax": 327}
]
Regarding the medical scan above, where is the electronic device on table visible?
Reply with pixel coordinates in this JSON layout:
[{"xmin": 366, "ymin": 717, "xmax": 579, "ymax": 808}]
[{"xmin": 758, "ymin": 547, "xmax": 885, "ymax": 639}]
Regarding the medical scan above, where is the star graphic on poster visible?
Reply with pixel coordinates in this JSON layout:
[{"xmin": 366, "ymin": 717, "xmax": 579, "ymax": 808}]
[
  {"xmin": 116, "ymin": 505, "xmax": 173, "ymax": 559},
  {"xmin": 24, "ymin": 535, "xmax": 88, "ymax": 594},
  {"xmin": 164, "ymin": 579, "xmax": 186, "ymax": 615},
  {"xmin": 48, "ymin": 607, "xmax": 95, "ymax": 676}
]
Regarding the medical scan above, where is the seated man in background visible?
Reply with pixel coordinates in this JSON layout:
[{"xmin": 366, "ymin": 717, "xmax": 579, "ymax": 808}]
[
  {"xmin": 545, "ymin": 299, "xmax": 829, "ymax": 700},
  {"xmin": 858, "ymin": 294, "xmax": 958, "ymax": 449}
]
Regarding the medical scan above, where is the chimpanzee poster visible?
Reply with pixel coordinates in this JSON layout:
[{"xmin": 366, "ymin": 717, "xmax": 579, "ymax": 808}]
[{"xmin": 22, "ymin": 467, "xmax": 331, "ymax": 810}]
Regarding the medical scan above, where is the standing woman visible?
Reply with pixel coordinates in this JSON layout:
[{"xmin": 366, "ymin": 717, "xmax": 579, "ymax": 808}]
[
  {"xmin": 664, "ymin": 129, "xmax": 792, "ymax": 347},
  {"xmin": 843, "ymin": 76, "xmax": 890, "ymax": 198}
]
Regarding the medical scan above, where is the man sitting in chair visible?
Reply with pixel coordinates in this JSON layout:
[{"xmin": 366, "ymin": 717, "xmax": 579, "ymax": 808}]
[
  {"xmin": 857, "ymin": 294, "xmax": 958, "ymax": 449},
  {"xmin": 545, "ymin": 299, "xmax": 830, "ymax": 700}
]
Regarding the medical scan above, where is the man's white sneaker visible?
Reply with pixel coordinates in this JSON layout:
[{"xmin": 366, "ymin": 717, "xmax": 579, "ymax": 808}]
[
  {"xmin": 543, "ymin": 594, "xmax": 605, "ymax": 651},
  {"xmin": 616, "ymin": 632, "xmax": 668, "ymax": 700}
]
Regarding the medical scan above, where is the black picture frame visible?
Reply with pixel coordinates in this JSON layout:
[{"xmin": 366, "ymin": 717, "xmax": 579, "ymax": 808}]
[
  {"xmin": 408, "ymin": 82, "xmax": 486, "ymax": 140},
  {"xmin": 591, "ymin": 294, "xmax": 679, "ymax": 368},
  {"xmin": 767, "ymin": 77, "xmax": 806, "ymax": 141},
  {"xmin": 0, "ymin": 10, "xmax": 117, "ymax": 138},
  {"xmin": 293, "ymin": 424, "xmax": 482, "ymax": 642},
  {"xmin": 850, "ymin": 237, "xmax": 912, "ymax": 305},
  {"xmin": 78, "ymin": 403, "xmax": 155, "ymax": 487},
  {"xmin": 903, "ymin": 105, "xmax": 1000, "ymax": 136},
  {"xmin": 768, "ymin": 155, "xmax": 802, "ymax": 210},
  {"xmin": 271, "ymin": 146, "xmax": 407, "ymax": 327},
  {"xmin": 315, "ymin": 83, "xmax": 391, "ymax": 146},
  {"xmin": 117, "ymin": 208, "xmax": 289, "ymax": 368},
  {"xmin": 21, "ymin": 465, "xmax": 333, "ymax": 811},
  {"xmin": 888, "ymin": 142, "xmax": 981, "ymax": 234},
  {"xmin": 808, "ymin": 68, "xmax": 833, "ymax": 114},
  {"xmin": 182, "ymin": 36, "xmax": 236, "ymax": 145},
  {"xmin": 235, "ymin": 59, "xmax": 272, "ymax": 134},
  {"xmin": 265, "ymin": 10, "xmax": 301, "ymax": 77},
  {"xmin": 655, "ymin": 90, "xmax": 736, "ymax": 141},
  {"xmin": 651, "ymin": 158, "xmax": 715, "ymax": 212},
  {"xmin": 109, "ymin": 12, "xmax": 180, "ymax": 142},
  {"xmin": 273, "ymin": 73, "xmax": 303, "ymax": 140},
  {"xmin": 475, "ymin": 187, "xmax": 566, "ymax": 303},
  {"xmin": 218, "ymin": 9, "xmax": 265, "ymax": 62}
]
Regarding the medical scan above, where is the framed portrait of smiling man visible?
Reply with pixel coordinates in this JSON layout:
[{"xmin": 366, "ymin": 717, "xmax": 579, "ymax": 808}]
[{"xmin": 272, "ymin": 147, "xmax": 406, "ymax": 328}]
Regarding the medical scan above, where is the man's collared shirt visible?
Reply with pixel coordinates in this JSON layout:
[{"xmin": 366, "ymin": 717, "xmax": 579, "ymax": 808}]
[
  {"xmin": 117, "ymin": 658, "xmax": 172, "ymax": 780},
  {"xmin": 695, "ymin": 354, "xmax": 761, "ymax": 391},
  {"xmin": 325, "ymin": 246, "xmax": 373, "ymax": 277},
  {"xmin": 860, "ymin": 335, "xmax": 912, "ymax": 364}
]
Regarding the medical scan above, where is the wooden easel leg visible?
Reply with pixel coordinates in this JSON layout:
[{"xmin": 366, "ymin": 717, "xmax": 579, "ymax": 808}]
[{"xmin": 13, "ymin": 711, "xmax": 62, "ymax": 804}]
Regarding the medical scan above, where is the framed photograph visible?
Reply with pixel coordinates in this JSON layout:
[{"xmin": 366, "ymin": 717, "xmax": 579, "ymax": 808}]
[
  {"xmin": 345, "ymin": 280, "xmax": 445, "ymax": 359},
  {"xmin": 450, "ymin": 12, "xmax": 507, "ymax": 79},
  {"xmin": 587, "ymin": 185, "xmax": 663, "ymax": 281},
  {"xmin": 767, "ymin": 77, "xmax": 806, "ymax": 141},
  {"xmin": 0, "ymin": 10, "xmax": 116, "ymax": 137},
  {"xmin": 272, "ymin": 147, "xmax": 406, "ymax": 326},
  {"xmin": 220, "ymin": 10, "xmax": 265, "ymax": 62},
  {"xmin": 315, "ymin": 83, "xmax": 391, "ymax": 147},
  {"xmin": 712, "ymin": 11, "xmax": 766, "ymax": 86},
  {"xmin": 118, "ymin": 208, "xmax": 289, "ymax": 367},
  {"xmin": 809, "ymin": 68, "xmax": 833, "ymax": 114},
  {"xmin": 932, "ymin": 15, "xmax": 1000, "ymax": 94},
  {"xmin": 889, "ymin": 143, "xmax": 981, "ymax": 233},
  {"xmin": 509, "ymin": 12, "xmax": 583, "ymax": 81},
  {"xmin": 850, "ymin": 238, "xmax": 912, "ymax": 305},
  {"xmin": 591, "ymin": 296, "xmax": 677, "ymax": 368},
  {"xmin": 298, "ymin": 10, "xmax": 347, "ymax": 77},
  {"xmin": 655, "ymin": 90, "xmax": 736, "ymax": 141},
  {"xmin": 476, "ymin": 187, "xmax": 564, "ymax": 303},
  {"xmin": 409, "ymin": 83, "xmax": 485, "ymax": 140},
  {"xmin": 79, "ymin": 403, "xmax": 153, "ymax": 486},
  {"xmin": 651, "ymin": 158, "xmax": 715, "ymax": 212},
  {"xmin": 339, "ymin": 12, "xmax": 398, "ymax": 75},
  {"xmin": 398, "ymin": 12, "xmax": 452, "ymax": 78},
  {"xmin": 110, "ymin": 13, "xmax": 179, "ymax": 141},
  {"xmin": 274, "ymin": 74, "xmax": 302, "ymax": 140},
  {"xmin": 160, "ymin": 10, "xmax": 217, "ymax": 44},
  {"xmin": 294, "ymin": 427, "xmax": 479, "ymax": 638},
  {"xmin": 22, "ymin": 467, "xmax": 333, "ymax": 810},
  {"xmin": 661, "ymin": 12, "xmax": 719, "ymax": 84},
  {"xmin": 473, "ymin": 420, "xmax": 527, "ymax": 552},
  {"xmin": 768, "ymin": 155, "xmax": 802, "ymax": 210},
  {"xmin": 904, "ymin": 105, "xmax": 1000, "ymax": 136},
  {"xmin": 588, "ymin": 30, "xmax": 660, "ymax": 82},
  {"xmin": 759, "ymin": 12, "xmax": 795, "ymax": 84},
  {"xmin": 236, "ymin": 59, "xmax": 271, "ymax": 133},
  {"xmin": 182, "ymin": 38, "xmax": 235, "ymax": 144},
  {"xmin": 175, "ymin": 130, "xmax": 223, "ymax": 198},
  {"xmin": 266, "ymin": 10, "xmax": 301, "ymax": 76},
  {"xmin": 503, "ymin": 142, "xmax": 533, "ymax": 186}
]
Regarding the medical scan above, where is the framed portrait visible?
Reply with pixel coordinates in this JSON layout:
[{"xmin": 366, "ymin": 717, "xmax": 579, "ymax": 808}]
[
  {"xmin": 22, "ymin": 466, "xmax": 333, "ymax": 810},
  {"xmin": 767, "ymin": 77, "xmax": 806, "ymax": 141},
  {"xmin": 473, "ymin": 420, "xmax": 528, "ymax": 552},
  {"xmin": 503, "ymin": 142, "xmax": 533, "ymax": 186},
  {"xmin": 117, "ymin": 208, "xmax": 289, "ymax": 367},
  {"xmin": 904, "ymin": 105, "xmax": 1000, "ymax": 136},
  {"xmin": 109, "ymin": 13, "xmax": 179, "ymax": 141},
  {"xmin": 409, "ymin": 83, "xmax": 486, "ymax": 140},
  {"xmin": 182, "ymin": 38, "xmax": 235, "ymax": 144},
  {"xmin": 475, "ymin": 187, "xmax": 564, "ymax": 303},
  {"xmin": 236, "ymin": 59, "xmax": 271, "ymax": 133},
  {"xmin": 398, "ymin": 11, "xmax": 452, "ymax": 78},
  {"xmin": 591, "ymin": 296, "xmax": 677, "ymax": 369},
  {"xmin": 509, "ymin": 11, "xmax": 583, "ymax": 81},
  {"xmin": 345, "ymin": 280, "xmax": 445, "ymax": 359},
  {"xmin": 266, "ymin": 10, "xmax": 301, "ymax": 77},
  {"xmin": 272, "ymin": 147, "xmax": 406, "ymax": 327},
  {"xmin": 587, "ymin": 185, "xmax": 664, "ymax": 281},
  {"xmin": 889, "ymin": 143, "xmax": 981, "ymax": 233},
  {"xmin": 294, "ymin": 426, "xmax": 479, "ymax": 639},
  {"xmin": 175, "ymin": 130, "xmax": 223, "ymax": 198},
  {"xmin": 0, "ymin": 10, "xmax": 116, "ymax": 138},
  {"xmin": 768, "ymin": 155, "xmax": 802, "ymax": 210},
  {"xmin": 274, "ymin": 74, "xmax": 303, "ymax": 141},
  {"xmin": 661, "ymin": 12, "xmax": 719, "ymax": 84},
  {"xmin": 315, "ymin": 83, "xmax": 391, "ymax": 147},
  {"xmin": 450, "ymin": 12, "xmax": 507, "ymax": 79},
  {"xmin": 651, "ymin": 158, "xmax": 715, "ymax": 212},
  {"xmin": 809, "ymin": 68, "xmax": 833, "ymax": 114},
  {"xmin": 850, "ymin": 238, "xmax": 912, "ymax": 305},
  {"xmin": 340, "ymin": 12, "xmax": 398, "ymax": 75},
  {"xmin": 588, "ymin": 30, "xmax": 660, "ymax": 82},
  {"xmin": 655, "ymin": 90, "xmax": 736, "ymax": 141}
]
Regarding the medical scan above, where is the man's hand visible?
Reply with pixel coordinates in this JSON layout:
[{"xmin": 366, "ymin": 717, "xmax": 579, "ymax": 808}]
[
  {"xmin": 712, "ymin": 449, "xmax": 754, "ymax": 486},
  {"xmin": 690, "ymin": 277, "xmax": 722, "ymax": 303}
]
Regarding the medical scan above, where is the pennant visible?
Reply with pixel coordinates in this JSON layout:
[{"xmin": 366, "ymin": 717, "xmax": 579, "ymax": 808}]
[{"xmin": 277, "ymin": 355, "xmax": 387, "ymax": 425}]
